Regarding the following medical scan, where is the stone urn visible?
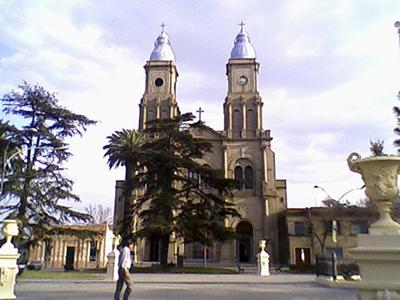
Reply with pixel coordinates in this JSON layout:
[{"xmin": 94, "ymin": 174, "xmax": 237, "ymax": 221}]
[
  {"xmin": 1, "ymin": 220, "xmax": 19, "ymax": 251},
  {"xmin": 347, "ymin": 152, "xmax": 400, "ymax": 299},
  {"xmin": 347, "ymin": 153, "xmax": 400, "ymax": 235}
]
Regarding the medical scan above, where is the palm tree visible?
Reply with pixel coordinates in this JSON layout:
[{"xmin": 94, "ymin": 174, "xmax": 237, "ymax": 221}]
[{"xmin": 103, "ymin": 129, "xmax": 145, "ymax": 240}]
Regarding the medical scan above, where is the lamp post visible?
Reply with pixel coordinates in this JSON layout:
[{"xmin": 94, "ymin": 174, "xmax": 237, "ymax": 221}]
[
  {"xmin": 0, "ymin": 145, "xmax": 67, "ymax": 195},
  {"xmin": 313, "ymin": 185, "xmax": 364, "ymax": 205}
]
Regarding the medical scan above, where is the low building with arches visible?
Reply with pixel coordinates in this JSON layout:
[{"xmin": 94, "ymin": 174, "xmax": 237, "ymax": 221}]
[{"xmin": 114, "ymin": 25, "xmax": 287, "ymax": 266}]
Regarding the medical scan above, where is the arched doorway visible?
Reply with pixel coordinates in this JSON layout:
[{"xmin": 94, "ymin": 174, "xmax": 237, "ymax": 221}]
[{"xmin": 236, "ymin": 221, "xmax": 253, "ymax": 263}]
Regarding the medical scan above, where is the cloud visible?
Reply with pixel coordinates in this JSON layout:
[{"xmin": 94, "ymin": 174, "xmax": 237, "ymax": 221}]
[{"xmin": 1, "ymin": 0, "xmax": 400, "ymax": 211}]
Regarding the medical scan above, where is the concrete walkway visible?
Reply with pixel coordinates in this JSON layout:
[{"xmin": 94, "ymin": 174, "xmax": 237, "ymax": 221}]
[{"xmin": 16, "ymin": 273, "xmax": 357, "ymax": 300}]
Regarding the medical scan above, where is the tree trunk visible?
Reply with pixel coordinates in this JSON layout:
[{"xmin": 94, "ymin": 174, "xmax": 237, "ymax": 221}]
[
  {"xmin": 203, "ymin": 244, "xmax": 207, "ymax": 269},
  {"xmin": 160, "ymin": 234, "xmax": 170, "ymax": 268},
  {"xmin": 121, "ymin": 164, "xmax": 133, "ymax": 241}
]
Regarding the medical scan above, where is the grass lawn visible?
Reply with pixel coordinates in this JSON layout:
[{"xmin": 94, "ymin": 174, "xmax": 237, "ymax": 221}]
[
  {"xmin": 20, "ymin": 266, "xmax": 236, "ymax": 279},
  {"xmin": 131, "ymin": 266, "xmax": 237, "ymax": 274},
  {"xmin": 20, "ymin": 270, "xmax": 103, "ymax": 279}
]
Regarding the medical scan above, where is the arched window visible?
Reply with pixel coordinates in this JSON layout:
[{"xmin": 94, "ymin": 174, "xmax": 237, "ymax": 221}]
[
  {"xmin": 161, "ymin": 108, "xmax": 169, "ymax": 119},
  {"xmin": 188, "ymin": 170, "xmax": 199, "ymax": 187},
  {"xmin": 233, "ymin": 109, "xmax": 242, "ymax": 131},
  {"xmin": 244, "ymin": 166, "xmax": 254, "ymax": 189},
  {"xmin": 234, "ymin": 166, "xmax": 243, "ymax": 190},
  {"xmin": 147, "ymin": 109, "xmax": 155, "ymax": 121},
  {"xmin": 246, "ymin": 109, "xmax": 257, "ymax": 130},
  {"xmin": 200, "ymin": 164, "xmax": 211, "ymax": 189}
]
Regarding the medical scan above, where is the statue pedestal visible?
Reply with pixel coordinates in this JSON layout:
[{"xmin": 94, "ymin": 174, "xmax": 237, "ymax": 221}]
[
  {"xmin": 106, "ymin": 250, "xmax": 118, "ymax": 281},
  {"xmin": 256, "ymin": 240, "xmax": 270, "ymax": 276},
  {"xmin": 0, "ymin": 220, "xmax": 20, "ymax": 300},
  {"xmin": 349, "ymin": 234, "xmax": 400, "ymax": 299}
]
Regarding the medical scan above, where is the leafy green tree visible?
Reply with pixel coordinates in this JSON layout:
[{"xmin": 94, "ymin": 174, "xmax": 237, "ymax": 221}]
[
  {"xmin": 0, "ymin": 82, "xmax": 97, "ymax": 251},
  {"xmin": 103, "ymin": 129, "xmax": 145, "ymax": 240},
  {"xmin": 134, "ymin": 113, "xmax": 239, "ymax": 267}
]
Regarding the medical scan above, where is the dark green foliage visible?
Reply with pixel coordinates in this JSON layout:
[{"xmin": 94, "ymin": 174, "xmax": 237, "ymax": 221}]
[
  {"xmin": 104, "ymin": 113, "xmax": 240, "ymax": 267},
  {"xmin": 0, "ymin": 82, "xmax": 97, "ymax": 250},
  {"xmin": 135, "ymin": 113, "xmax": 239, "ymax": 266}
]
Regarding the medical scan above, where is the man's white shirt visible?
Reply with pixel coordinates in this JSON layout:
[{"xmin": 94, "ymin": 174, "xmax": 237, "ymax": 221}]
[{"xmin": 119, "ymin": 246, "xmax": 131, "ymax": 270}]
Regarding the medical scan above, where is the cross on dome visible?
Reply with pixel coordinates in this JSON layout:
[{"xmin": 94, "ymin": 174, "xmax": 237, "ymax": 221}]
[
  {"xmin": 160, "ymin": 22, "xmax": 166, "ymax": 32},
  {"xmin": 230, "ymin": 21, "xmax": 256, "ymax": 59},
  {"xmin": 239, "ymin": 20, "xmax": 246, "ymax": 32},
  {"xmin": 149, "ymin": 23, "xmax": 176, "ymax": 61}
]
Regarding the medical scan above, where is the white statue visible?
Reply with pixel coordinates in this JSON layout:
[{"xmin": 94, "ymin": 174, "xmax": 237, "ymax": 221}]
[{"xmin": 256, "ymin": 240, "xmax": 270, "ymax": 276}]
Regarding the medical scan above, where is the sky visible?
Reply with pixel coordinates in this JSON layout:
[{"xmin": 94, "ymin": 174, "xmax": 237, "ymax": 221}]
[{"xmin": 0, "ymin": 0, "xmax": 400, "ymax": 211}]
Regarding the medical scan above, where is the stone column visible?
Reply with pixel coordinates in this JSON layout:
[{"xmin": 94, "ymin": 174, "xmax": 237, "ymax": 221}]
[
  {"xmin": 222, "ymin": 143, "xmax": 228, "ymax": 178},
  {"xmin": 260, "ymin": 144, "xmax": 268, "ymax": 184},
  {"xmin": 156, "ymin": 98, "xmax": 160, "ymax": 119},
  {"xmin": 142, "ymin": 104, "xmax": 147, "ymax": 129},
  {"xmin": 0, "ymin": 220, "xmax": 19, "ymax": 300},
  {"xmin": 241, "ymin": 99, "xmax": 246, "ymax": 138}
]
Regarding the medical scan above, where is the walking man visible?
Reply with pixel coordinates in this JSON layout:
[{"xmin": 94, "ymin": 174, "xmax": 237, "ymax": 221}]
[{"xmin": 114, "ymin": 240, "xmax": 133, "ymax": 300}]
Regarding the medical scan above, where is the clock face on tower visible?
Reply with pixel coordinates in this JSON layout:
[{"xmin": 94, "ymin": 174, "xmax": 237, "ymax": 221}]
[{"xmin": 238, "ymin": 76, "xmax": 248, "ymax": 86}]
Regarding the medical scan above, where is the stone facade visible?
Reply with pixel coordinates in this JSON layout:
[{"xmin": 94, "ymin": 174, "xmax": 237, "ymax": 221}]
[
  {"xmin": 114, "ymin": 27, "xmax": 287, "ymax": 265},
  {"xmin": 27, "ymin": 223, "xmax": 113, "ymax": 270},
  {"xmin": 285, "ymin": 207, "xmax": 378, "ymax": 267}
]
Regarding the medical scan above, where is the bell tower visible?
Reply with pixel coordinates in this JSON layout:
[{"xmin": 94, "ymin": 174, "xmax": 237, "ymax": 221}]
[
  {"xmin": 139, "ymin": 24, "xmax": 179, "ymax": 131},
  {"xmin": 223, "ymin": 23, "xmax": 263, "ymax": 139}
]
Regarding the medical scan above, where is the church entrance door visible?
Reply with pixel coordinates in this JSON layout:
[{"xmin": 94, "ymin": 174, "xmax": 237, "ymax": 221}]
[
  {"xmin": 149, "ymin": 236, "xmax": 160, "ymax": 262},
  {"xmin": 236, "ymin": 221, "xmax": 253, "ymax": 263}
]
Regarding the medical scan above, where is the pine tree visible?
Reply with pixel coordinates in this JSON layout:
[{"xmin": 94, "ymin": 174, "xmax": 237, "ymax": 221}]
[
  {"xmin": 0, "ymin": 82, "xmax": 97, "ymax": 251},
  {"xmin": 134, "ymin": 113, "xmax": 239, "ymax": 267}
]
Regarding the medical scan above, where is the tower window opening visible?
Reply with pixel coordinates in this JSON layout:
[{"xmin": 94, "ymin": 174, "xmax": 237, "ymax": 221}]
[
  {"xmin": 234, "ymin": 166, "xmax": 243, "ymax": 190},
  {"xmin": 233, "ymin": 109, "xmax": 242, "ymax": 131},
  {"xmin": 244, "ymin": 166, "xmax": 254, "ymax": 189},
  {"xmin": 247, "ymin": 109, "xmax": 257, "ymax": 131}
]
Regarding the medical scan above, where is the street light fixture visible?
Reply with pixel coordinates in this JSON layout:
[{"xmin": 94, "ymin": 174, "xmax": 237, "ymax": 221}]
[{"xmin": 313, "ymin": 185, "xmax": 365, "ymax": 205}]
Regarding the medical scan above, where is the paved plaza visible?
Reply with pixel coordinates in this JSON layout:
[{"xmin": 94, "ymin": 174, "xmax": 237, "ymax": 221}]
[{"xmin": 15, "ymin": 273, "xmax": 357, "ymax": 300}]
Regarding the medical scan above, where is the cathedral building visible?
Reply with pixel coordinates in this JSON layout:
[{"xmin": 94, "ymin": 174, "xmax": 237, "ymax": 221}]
[{"xmin": 114, "ymin": 25, "xmax": 287, "ymax": 265}]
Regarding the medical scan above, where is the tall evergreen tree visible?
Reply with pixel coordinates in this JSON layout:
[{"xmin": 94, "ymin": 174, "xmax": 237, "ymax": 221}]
[
  {"xmin": 134, "ymin": 113, "xmax": 240, "ymax": 267},
  {"xmin": 0, "ymin": 82, "xmax": 97, "ymax": 251}
]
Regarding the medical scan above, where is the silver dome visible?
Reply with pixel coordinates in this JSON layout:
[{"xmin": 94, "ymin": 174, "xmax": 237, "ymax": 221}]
[
  {"xmin": 149, "ymin": 28, "xmax": 176, "ymax": 61},
  {"xmin": 230, "ymin": 26, "xmax": 256, "ymax": 59}
]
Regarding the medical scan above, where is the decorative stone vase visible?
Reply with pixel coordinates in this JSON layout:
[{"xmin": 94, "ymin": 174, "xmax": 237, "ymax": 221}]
[
  {"xmin": 347, "ymin": 153, "xmax": 400, "ymax": 299},
  {"xmin": 1, "ymin": 220, "xmax": 19, "ymax": 250},
  {"xmin": 347, "ymin": 153, "xmax": 400, "ymax": 235}
]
